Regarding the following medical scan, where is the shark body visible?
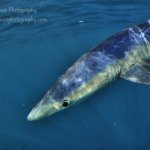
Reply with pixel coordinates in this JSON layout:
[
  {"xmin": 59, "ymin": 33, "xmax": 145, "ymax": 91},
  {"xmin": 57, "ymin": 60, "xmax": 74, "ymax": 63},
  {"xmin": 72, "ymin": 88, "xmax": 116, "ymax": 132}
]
[{"xmin": 27, "ymin": 21, "xmax": 150, "ymax": 121}]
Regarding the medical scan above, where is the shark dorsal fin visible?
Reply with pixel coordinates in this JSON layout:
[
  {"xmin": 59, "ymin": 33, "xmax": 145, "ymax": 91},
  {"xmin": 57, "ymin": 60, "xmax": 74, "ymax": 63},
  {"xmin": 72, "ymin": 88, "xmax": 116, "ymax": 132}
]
[{"xmin": 120, "ymin": 61, "xmax": 150, "ymax": 85}]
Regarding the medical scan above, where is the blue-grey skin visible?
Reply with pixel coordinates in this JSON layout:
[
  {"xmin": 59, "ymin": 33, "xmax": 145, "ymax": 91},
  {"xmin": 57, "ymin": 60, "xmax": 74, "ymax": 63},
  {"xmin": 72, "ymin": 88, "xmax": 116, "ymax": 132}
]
[{"xmin": 27, "ymin": 21, "xmax": 150, "ymax": 121}]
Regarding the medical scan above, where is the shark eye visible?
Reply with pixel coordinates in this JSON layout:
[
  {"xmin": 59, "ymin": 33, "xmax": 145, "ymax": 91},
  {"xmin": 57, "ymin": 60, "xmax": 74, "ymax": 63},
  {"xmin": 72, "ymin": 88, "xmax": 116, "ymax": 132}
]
[{"xmin": 61, "ymin": 100, "xmax": 70, "ymax": 107}]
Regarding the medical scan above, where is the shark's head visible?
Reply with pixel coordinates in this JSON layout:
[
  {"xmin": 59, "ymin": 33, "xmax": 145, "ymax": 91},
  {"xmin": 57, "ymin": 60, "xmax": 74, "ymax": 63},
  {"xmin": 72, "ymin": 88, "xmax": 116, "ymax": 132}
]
[{"xmin": 27, "ymin": 53, "xmax": 106, "ymax": 121}]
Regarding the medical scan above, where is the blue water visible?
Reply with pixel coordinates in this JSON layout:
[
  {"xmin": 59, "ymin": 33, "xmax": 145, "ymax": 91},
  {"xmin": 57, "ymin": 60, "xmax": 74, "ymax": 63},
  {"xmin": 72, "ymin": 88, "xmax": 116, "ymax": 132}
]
[{"xmin": 0, "ymin": 0, "xmax": 150, "ymax": 149}]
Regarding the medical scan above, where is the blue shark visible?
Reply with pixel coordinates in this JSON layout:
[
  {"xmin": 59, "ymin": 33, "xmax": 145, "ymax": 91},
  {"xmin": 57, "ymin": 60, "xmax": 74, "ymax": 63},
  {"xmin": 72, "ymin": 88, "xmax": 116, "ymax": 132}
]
[{"xmin": 27, "ymin": 20, "xmax": 150, "ymax": 121}]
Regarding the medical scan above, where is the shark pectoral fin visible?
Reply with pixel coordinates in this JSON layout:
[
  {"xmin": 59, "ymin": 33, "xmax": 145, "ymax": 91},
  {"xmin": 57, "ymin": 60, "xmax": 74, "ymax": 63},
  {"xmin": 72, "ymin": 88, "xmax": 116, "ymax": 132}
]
[{"xmin": 120, "ymin": 61, "xmax": 150, "ymax": 85}]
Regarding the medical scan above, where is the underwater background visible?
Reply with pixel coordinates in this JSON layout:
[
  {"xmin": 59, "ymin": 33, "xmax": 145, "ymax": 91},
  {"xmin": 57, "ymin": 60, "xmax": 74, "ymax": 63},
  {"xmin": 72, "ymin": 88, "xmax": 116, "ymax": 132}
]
[{"xmin": 0, "ymin": 0, "xmax": 150, "ymax": 149}]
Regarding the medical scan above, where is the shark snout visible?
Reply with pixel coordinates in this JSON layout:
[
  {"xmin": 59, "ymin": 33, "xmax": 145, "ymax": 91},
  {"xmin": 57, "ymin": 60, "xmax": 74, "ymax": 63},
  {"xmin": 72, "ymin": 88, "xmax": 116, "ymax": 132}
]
[{"xmin": 27, "ymin": 99, "xmax": 60, "ymax": 121}]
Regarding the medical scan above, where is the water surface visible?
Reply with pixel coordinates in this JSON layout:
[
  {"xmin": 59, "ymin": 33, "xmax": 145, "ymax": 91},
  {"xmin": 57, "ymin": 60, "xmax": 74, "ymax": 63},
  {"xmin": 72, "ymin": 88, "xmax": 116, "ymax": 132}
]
[{"xmin": 0, "ymin": 0, "xmax": 150, "ymax": 149}]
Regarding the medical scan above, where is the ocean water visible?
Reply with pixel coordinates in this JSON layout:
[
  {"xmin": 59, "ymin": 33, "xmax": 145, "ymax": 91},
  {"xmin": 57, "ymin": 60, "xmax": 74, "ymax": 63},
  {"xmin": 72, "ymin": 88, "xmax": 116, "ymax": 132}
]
[{"xmin": 0, "ymin": 0, "xmax": 150, "ymax": 150}]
